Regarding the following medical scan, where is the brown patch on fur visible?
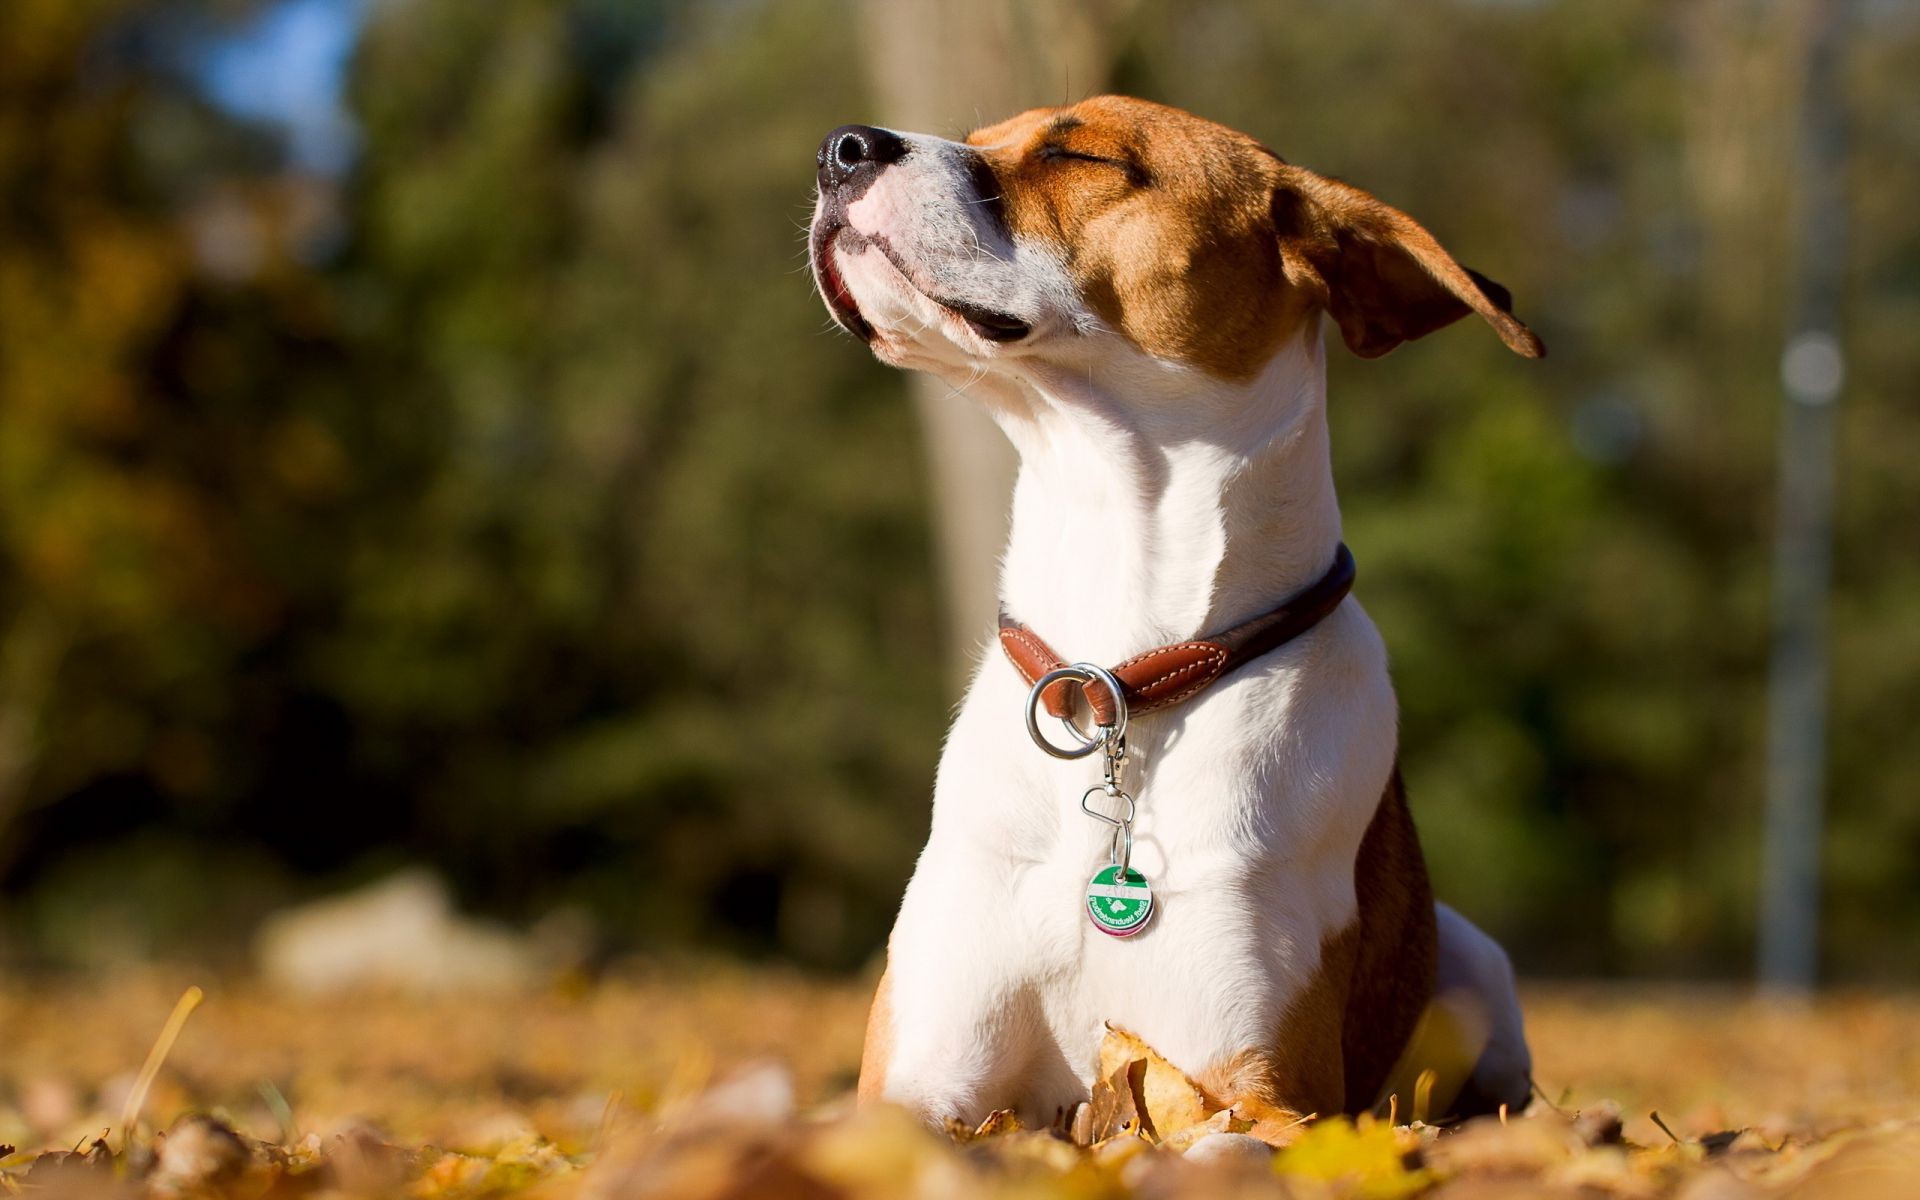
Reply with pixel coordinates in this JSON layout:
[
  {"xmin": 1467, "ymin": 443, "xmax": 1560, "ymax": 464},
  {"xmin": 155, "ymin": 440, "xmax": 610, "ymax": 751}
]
[
  {"xmin": 1196, "ymin": 769, "xmax": 1437, "ymax": 1119},
  {"xmin": 1340, "ymin": 767, "xmax": 1438, "ymax": 1113},
  {"xmin": 1271, "ymin": 166, "xmax": 1545, "ymax": 360},
  {"xmin": 856, "ymin": 965, "xmax": 894, "ymax": 1105},
  {"xmin": 967, "ymin": 97, "xmax": 1310, "ymax": 381},
  {"xmin": 963, "ymin": 96, "xmax": 1541, "ymax": 378},
  {"xmin": 1198, "ymin": 928, "xmax": 1352, "ymax": 1120}
]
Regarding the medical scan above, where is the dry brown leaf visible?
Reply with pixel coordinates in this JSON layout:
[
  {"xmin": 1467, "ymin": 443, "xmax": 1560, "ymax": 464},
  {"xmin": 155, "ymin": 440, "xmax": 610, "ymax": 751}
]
[
  {"xmin": 1097, "ymin": 1024, "xmax": 1223, "ymax": 1142},
  {"xmin": 322, "ymin": 1123, "xmax": 414, "ymax": 1195},
  {"xmin": 970, "ymin": 1109, "xmax": 1021, "ymax": 1139},
  {"xmin": 21, "ymin": 1137, "xmax": 114, "ymax": 1191},
  {"xmin": 1087, "ymin": 1057, "xmax": 1145, "ymax": 1143},
  {"xmin": 1158, "ymin": 1107, "xmax": 1256, "ymax": 1153},
  {"xmin": 1771, "ymin": 1127, "xmax": 1920, "ymax": 1200},
  {"xmin": 1423, "ymin": 1111, "xmax": 1587, "ymax": 1176},
  {"xmin": 150, "ymin": 1115, "xmax": 250, "ymax": 1194},
  {"xmin": 985, "ymin": 1129, "xmax": 1089, "ymax": 1175}
]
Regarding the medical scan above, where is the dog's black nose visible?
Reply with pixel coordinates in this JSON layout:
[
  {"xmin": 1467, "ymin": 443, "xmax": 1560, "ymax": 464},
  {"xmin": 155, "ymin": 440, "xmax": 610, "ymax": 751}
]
[{"xmin": 818, "ymin": 124, "xmax": 907, "ymax": 191}]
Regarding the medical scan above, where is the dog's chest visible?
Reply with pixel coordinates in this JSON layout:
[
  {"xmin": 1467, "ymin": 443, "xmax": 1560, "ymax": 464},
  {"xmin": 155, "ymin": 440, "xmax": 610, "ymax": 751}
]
[{"xmin": 938, "ymin": 669, "xmax": 1369, "ymax": 1090}]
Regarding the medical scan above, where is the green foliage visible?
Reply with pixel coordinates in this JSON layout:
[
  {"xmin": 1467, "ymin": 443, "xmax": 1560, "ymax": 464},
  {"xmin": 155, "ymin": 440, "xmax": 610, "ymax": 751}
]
[
  {"xmin": 1, "ymin": 0, "xmax": 1916, "ymax": 977},
  {"xmin": 0, "ymin": 0, "xmax": 941, "ymax": 967}
]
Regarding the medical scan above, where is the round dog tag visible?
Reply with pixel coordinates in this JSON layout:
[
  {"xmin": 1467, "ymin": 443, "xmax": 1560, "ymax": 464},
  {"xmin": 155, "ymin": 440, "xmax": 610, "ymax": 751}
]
[{"xmin": 1085, "ymin": 864, "xmax": 1154, "ymax": 937}]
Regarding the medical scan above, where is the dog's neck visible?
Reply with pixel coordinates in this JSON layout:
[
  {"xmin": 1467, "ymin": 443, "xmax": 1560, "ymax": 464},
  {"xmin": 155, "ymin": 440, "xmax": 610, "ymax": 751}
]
[{"xmin": 980, "ymin": 328, "xmax": 1343, "ymax": 666}]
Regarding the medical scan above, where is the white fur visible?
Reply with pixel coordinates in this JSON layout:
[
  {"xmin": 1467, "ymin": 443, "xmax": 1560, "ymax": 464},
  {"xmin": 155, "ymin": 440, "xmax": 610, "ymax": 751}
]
[{"xmin": 817, "ymin": 130, "xmax": 1527, "ymax": 1126}]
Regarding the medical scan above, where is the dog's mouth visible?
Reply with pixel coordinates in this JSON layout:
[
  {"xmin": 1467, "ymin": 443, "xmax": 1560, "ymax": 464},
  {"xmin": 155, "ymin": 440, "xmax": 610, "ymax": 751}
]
[
  {"xmin": 934, "ymin": 298, "xmax": 1032, "ymax": 343},
  {"xmin": 812, "ymin": 221, "xmax": 1032, "ymax": 347},
  {"xmin": 812, "ymin": 223, "xmax": 873, "ymax": 342}
]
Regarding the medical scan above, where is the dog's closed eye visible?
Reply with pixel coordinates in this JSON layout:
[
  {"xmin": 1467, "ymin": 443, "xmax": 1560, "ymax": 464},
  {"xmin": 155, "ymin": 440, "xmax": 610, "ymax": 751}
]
[{"xmin": 1036, "ymin": 144, "xmax": 1149, "ymax": 187}]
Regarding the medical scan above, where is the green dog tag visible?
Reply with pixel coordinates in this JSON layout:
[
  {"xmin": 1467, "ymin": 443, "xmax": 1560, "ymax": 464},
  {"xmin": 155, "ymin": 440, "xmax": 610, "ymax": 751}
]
[{"xmin": 1086, "ymin": 863, "xmax": 1154, "ymax": 937}]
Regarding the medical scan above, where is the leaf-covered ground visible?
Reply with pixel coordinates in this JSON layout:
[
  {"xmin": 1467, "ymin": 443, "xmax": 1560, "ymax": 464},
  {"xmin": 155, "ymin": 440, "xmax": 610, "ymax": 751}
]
[{"xmin": 2, "ymin": 970, "xmax": 1917, "ymax": 1197}]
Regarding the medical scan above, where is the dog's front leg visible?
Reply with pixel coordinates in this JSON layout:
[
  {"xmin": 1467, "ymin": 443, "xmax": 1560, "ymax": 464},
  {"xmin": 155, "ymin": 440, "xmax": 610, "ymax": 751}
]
[
  {"xmin": 855, "ymin": 965, "xmax": 897, "ymax": 1105},
  {"xmin": 1097, "ymin": 884, "xmax": 1351, "ymax": 1126},
  {"xmin": 854, "ymin": 855, "xmax": 1063, "ymax": 1128}
]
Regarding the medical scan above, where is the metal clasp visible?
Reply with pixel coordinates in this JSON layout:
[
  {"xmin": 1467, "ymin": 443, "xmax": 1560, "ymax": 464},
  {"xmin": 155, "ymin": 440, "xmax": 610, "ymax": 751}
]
[{"xmin": 1082, "ymin": 785, "xmax": 1138, "ymax": 875}]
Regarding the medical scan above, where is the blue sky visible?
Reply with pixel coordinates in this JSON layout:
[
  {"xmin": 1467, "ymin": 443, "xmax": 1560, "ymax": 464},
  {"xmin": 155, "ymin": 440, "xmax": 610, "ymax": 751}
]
[{"xmin": 190, "ymin": 0, "xmax": 365, "ymax": 174}]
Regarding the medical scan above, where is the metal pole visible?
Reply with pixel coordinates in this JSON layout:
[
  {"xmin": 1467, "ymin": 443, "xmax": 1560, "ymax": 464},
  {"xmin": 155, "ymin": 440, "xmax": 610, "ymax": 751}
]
[{"xmin": 1759, "ymin": 0, "xmax": 1849, "ymax": 993}]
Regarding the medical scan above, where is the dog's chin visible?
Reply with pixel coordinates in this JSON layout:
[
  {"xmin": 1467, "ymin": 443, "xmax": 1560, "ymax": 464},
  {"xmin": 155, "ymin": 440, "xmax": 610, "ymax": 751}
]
[
  {"xmin": 866, "ymin": 311, "xmax": 978, "ymax": 372},
  {"xmin": 932, "ymin": 298, "xmax": 1031, "ymax": 344},
  {"xmin": 866, "ymin": 295, "xmax": 1026, "ymax": 373},
  {"xmin": 816, "ymin": 225, "xmax": 1035, "ymax": 357}
]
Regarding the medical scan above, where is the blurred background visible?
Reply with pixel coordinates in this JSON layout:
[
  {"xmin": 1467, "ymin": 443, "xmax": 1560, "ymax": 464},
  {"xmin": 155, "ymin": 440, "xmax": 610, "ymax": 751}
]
[{"xmin": 0, "ymin": 0, "xmax": 1915, "ymax": 989}]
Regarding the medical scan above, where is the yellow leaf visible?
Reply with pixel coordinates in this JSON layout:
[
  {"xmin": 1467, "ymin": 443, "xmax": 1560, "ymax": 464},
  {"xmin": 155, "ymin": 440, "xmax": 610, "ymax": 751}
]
[
  {"xmin": 1275, "ymin": 1117, "xmax": 1431, "ymax": 1199},
  {"xmin": 800, "ymin": 1104, "xmax": 950, "ymax": 1191},
  {"xmin": 1160, "ymin": 1107, "xmax": 1255, "ymax": 1153}
]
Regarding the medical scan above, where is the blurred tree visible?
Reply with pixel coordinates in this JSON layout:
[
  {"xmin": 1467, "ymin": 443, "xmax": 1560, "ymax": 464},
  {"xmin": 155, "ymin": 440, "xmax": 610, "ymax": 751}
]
[
  {"xmin": 860, "ymin": 0, "xmax": 1134, "ymax": 684},
  {"xmin": 327, "ymin": 0, "xmax": 944, "ymax": 963},
  {"xmin": 0, "ymin": 0, "xmax": 370, "ymax": 959}
]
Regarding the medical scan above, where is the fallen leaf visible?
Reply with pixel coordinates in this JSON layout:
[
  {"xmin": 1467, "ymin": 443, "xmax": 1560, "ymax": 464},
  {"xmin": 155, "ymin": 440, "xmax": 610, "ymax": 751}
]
[
  {"xmin": 151, "ymin": 1115, "xmax": 249, "ymax": 1194},
  {"xmin": 23, "ymin": 1137, "xmax": 115, "ymax": 1190},
  {"xmin": 1087, "ymin": 1056, "xmax": 1145, "ymax": 1142},
  {"xmin": 1159, "ymin": 1107, "xmax": 1255, "ymax": 1153},
  {"xmin": 797, "ymin": 1104, "xmax": 963, "ymax": 1195},
  {"xmin": 1422, "ymin": 1110, "xmax": 1587, "ymax": 1176},
  {"xmin": 984, "ymin": 1129, "xmax": 1088, "ymax": 1175},
  {"xmin": 1699, "ymin": 1128, "xmax": 1747, "ymax": 1157},
  {"xmin": 970, "ymin": 1109, "xmax": 1021, "ymax": 1139},
  {"xmin": 1097, "ymin": 1024, "xmax": 1222, "ymax": 1141},
  {"xmin": 1574, "ymin": 1099, "xmax": 1626, "ymax": 1146},
  {"xmin": 323, "ymin": 1123, "xmax": 413, "ymax": 1195},
  {"xmin": 1275, "ymin": 1116, "xmax": 1430, "ymax": 1199}
]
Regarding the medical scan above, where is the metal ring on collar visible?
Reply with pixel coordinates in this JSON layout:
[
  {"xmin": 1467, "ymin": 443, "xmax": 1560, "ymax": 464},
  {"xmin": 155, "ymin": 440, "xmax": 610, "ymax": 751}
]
[{"xmin": 1024, "ymin": 662, "xmax": 1129, "ymax": 760}]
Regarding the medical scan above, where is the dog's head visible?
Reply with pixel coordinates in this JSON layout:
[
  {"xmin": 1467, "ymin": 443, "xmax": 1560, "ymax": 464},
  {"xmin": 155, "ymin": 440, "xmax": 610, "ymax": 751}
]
[{"xmin": 809, "ymin": 95, "xmax": 1542, "ymax": 382}]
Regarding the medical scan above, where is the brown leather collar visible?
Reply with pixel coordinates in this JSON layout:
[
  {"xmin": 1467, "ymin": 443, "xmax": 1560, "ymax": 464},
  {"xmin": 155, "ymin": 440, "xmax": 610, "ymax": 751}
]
[{"xmin": 999, "ymin": 544, "xmax": 1356, "ymax": 726}]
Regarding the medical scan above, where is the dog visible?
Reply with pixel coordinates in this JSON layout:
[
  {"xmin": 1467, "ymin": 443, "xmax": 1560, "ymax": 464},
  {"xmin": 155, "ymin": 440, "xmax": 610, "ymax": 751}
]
[{"xmin": 808, "ymin": 95, "xmax": 1539, "ymax": 1134}]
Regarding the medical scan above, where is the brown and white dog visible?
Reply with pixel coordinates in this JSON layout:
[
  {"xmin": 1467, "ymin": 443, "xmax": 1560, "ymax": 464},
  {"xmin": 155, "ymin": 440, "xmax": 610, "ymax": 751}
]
[{"xmin": 808, "ymin": 96, "xmax": 1541, "ymax": 1134}]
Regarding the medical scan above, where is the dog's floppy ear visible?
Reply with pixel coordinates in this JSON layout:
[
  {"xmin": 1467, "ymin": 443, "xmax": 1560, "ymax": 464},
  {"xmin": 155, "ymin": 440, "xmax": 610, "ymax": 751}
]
[{"xmin": 1271, "ymin": 163, "xmax": 1544, "ymax": 360}]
